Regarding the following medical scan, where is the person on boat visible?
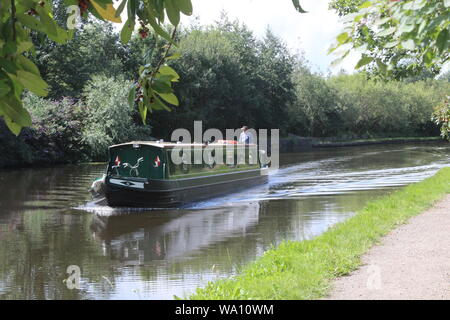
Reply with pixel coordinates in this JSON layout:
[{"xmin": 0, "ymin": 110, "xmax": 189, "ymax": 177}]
[{"xmin": 239, "ymin": 126, "xmax": 252, "ymax": 144}]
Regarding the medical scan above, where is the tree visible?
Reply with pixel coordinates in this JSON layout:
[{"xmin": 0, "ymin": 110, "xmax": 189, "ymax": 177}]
[
  {"xmin": 330, "ymin": 0, "xmax": 449, "ymax": 79},
  {"xmin": 81, "ymin": 75, "xmax": 152, "ymax": 160},
  {"xmin": 432, "ymin": 97, "xmax": 450, "ymax": 140},
  {"xmin": 329, "ymin": 0, "xmax": 365, "ymax": 16},
  {"xmin": 33, "ymin": 21, "xmax": 127, "ymax": 98},
  {"xmin": 0, "ymin": 0, "xmax": 194, "ymax": 135},
  {"xmin": 0, "ymin": 0, "xmax": 308, "ymax": 136},
  {"xmin": 289, "ymin": 66, "xmax": 342, "ymax": 137},
  {"xmin": 257, "ymin": 28, "xmax": 296, "ymax": 134}
]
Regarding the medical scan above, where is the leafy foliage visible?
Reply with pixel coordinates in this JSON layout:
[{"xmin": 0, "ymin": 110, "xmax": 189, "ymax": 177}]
[
  {"xmin": 24, "ymin": 93, "xmax": 86, "ymax": 159},
  {"xmin": 330, "ymin": 0, "xmax": 450, "ymax": 79},
  {"xmin": 33, "ymin": 21, "xmax": 128, "ymax": 98},
  {"xmin": 289, "ymin": 66, "xmax": 341, "ymax": 137},
  {"xmin": 0, "ymin": 93, "xmax": 86, "ymax": 167},
  {"xmin": 0, "ymin": 75, "xmax": 153, "ymax": 166},
  {"xmin": 148, "ymin": 19, "xmax": 296, "ymax": 138},
  {"xmin": 288, "ymin": 71, "xmax": 450, "ymax": 138},
  {"xmin": 1, "ymin": 16, "xmax": 449, "ymax": 168},
  {"xmin": 0, "ymin": 0, "xmax": 194, "ymax": 135},
  {"xmin": 0, "ymin": 0, "xmax": 309, "ymax": 136},
  {"xmin": 329, "ymin": 0, "xmax": 365, "ymax": 16},
  {"xmin": 81, "ymin": 75, "xmax": 152, "ymax": 160},
  {"xmin": 432, "ymin": 96, "xmax": 450, "ymax": 140}
]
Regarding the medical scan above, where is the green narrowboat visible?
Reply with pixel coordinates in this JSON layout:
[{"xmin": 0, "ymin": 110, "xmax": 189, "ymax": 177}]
[{"xmin": 104, "ymin": 141, "xmax": 268, "ymax": 208}]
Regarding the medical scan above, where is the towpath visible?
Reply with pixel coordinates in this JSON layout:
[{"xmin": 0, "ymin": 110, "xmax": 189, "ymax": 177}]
[{"xmin": 327, "ymin": 195, "xmax": 450, "ymax": 300}]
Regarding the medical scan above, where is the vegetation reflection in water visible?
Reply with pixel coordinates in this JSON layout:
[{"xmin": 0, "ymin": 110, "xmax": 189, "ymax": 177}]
[{"xmin": 0, "ymin": 143, "xmax": 449, "ymax": 299}]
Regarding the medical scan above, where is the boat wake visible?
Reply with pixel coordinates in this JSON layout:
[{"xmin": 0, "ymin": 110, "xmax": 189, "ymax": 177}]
[{"xmin": 76, "ymin": 147, "xmax": 450, "ymax": 213}]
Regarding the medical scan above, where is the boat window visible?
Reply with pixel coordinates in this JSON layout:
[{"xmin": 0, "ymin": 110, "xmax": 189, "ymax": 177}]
[{"xmin": 167, "ymin": 145, "xmax": 259, "ymax": 179}]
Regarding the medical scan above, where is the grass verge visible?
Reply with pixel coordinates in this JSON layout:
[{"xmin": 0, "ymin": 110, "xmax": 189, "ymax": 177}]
[{"xmin": 189, "ymin": 167, "xmax": 450, "ymax": 300}]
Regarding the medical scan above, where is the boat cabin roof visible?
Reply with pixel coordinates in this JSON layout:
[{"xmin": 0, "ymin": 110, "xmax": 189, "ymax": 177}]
[{"xmin": 109, "ymin": 141, "xmax": 257, "ymax": 149}]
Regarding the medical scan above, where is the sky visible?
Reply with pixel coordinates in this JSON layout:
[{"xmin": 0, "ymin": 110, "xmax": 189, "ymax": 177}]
[{"xmin": 185, "ymin": 0, "xmax": 359, "ymax": 74}]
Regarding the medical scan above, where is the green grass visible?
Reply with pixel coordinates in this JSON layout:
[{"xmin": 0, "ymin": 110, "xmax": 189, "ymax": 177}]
[{"xmin": 189, "ymin": 167, "xmax": 450, "ymax": 300}]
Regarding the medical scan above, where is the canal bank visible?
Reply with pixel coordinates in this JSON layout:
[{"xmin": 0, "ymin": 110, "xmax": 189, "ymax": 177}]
[
  {"xmin": 279, "ymin": 135, "xmax": 443, "ymax": 152},
  {"xmin": 327, "ymin": 194, "xmax": 450, "ymax": 300},
  {"xmin": 0, "ymin": 135, "xmax": 444, "ymax": 169},
  {"xmin": 189, "ymin": 167, "xmax": 450, "ymax": 300}
]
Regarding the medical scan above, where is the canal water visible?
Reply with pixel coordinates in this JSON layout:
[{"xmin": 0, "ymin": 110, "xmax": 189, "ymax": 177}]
[{"xmin": 0, "ymin": 143, "xmax": 449, "ymax": 299}]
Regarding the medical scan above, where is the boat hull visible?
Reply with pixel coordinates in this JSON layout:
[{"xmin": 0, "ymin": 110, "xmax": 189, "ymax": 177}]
[{"xmin": 105, "ymin": 169, "xmax": 268, "ymax": 208}]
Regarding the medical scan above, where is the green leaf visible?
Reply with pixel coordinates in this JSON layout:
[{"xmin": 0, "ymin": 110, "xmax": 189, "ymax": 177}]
[
  {"xmin": 436, "ymin": 29, "xmax": 449, "ymax": 54},
  {"xmin": 3, "ymin": 115, "xmax": 23, "ymax": 136},
  {"xmin": 359, "ymin": 1, "xmax": 372, "ymax": 9},
  {"xmin": 337, "ymin": 32, "xmax": 349, "ymax": 44},
  {"xmin": 0, "ymin": 95, "xmax": 32, "ymax": 128},
  {"xmin": 128, "ymin": 85, "xmax": 136, "ymax": 108},
  {"xmin": 0, "ymin": 81, "xmax": 10, "ymax": 97},
  {"xmin": 155, "ymin": 92, "xmax": 179, "ymax": 106},
  {"xmin": 330, "ymin": 50, "xmax": 349, "ymax": 67},
  {"xmin": 16, "ymin": 55, "xmax": 41, "ymax": 76},
  {"xmin": 398, "ymin": 23, "xmax": 415, "ymax": 34},
  {"xmin": 4, "ymin": 42, "xmax": 17, "ymax": 55},
  {"xmin": 16, "ymin": 41, "xmax": 33, "ymax": 54},
  {"xmin": 292, "ymin": 0, "xmax": 307, "ymax": 13},
  {"xmin": 152, "ymin": 79, "xmax": 172, "ymax": 94},
  {"xmin": 376, "ymin": 59, "xmax": 387, "ymax": 74},
  {"xmin": 401, "ymin": 39, "xmax": 416, "ymax": 50},
  {"xmin": 14, "ymin": 70, "xmax": 49, "ymax": 96},
  {"xmin": 423, "ymin": 49, "xmax": 434, "ymax": 67},
  {"xmin": 152, "ymin": 95, "xmax": 171, "ymax": 111},
  {"xmin": 158, "ymin": 65, "xmax": 180, "ymax": 82},
  {"xmin": 165, "ymin": 0, "xmax": 180, "ymax": 26},
  {"xmin": 9, "ymin": 76, "xmax": 23, "ymax": 99},
  {"xmin": 377, "ymin": 27, "xmax": 396, "ymax": 37},
  {"xmin": 16, "ymin": 13, "xmax": 44, "ymax": 32},
  {"xmin": 120, "ymin": 19, "xmax": 134, "ymax": 44},
  {"xmin": 47, "ymin": 27, "xmax": 70, "ymax": 44},
  {"xmin": 0, "ymin": 58, "xmax": 18, "ymax": 74},
  {"xmin": 176, "ymin": 0, "xmax": 193, "ymax": 15},
  {"xmin": 36, "ymin": 6, "xmax": 57, "ymax": 37},
  {"xmin": 355, "ymin": 55, "xmax": 373, "ymax": 69},
  {"xmin": 375, "ymin": 17, "xmax": 391, "ymax": 26},
  {"xmin": 384, "ymin": 41, "xmax": 398, "ymax": 49},
  {"xmin": 138, "ymin": 101, "xmax": 147, "ymax": 124},
  {"xmin": 127, "ymin": 0, "xmax": 137, "ymax": 21},
  {"xmin": 148, "ymin": 16, "xmax": 176, "ymax": 45},
  {"xmin": 115, "ymin": 0, "xmax": 127, "ymax": 17},
  {"xmin": 166, "ymin": 52, "xmax": 182, "ymax": 60}
]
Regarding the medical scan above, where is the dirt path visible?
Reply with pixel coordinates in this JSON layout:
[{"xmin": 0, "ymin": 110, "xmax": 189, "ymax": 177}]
[{"xmin": 327, "ymin": 194, "xmax": 450, "ymax": 300}]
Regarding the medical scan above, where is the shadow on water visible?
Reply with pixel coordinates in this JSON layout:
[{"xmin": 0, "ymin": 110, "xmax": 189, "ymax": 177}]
[{"xmin": 0, "ymin": 142, "xmax": 449, "ymax": 299}]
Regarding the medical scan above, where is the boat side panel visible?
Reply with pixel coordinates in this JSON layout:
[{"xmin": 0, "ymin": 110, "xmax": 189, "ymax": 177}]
[
  {"xmin": 105, "ymin": 172, "xmax": 267, "ymax": 208},
  {"xmin": 108, "ymin": 144, "xmax": 165, "ymax": 179}
]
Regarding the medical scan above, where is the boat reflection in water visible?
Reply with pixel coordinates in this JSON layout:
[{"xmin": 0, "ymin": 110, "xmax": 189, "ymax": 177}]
[{"xmin": 90, "ymin": 202, "xmax": 262, "ymax": 265}]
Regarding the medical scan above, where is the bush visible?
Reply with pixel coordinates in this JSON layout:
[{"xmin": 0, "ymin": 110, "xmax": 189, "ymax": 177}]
[
  {"xmin": 0, "ymin": 76, "xmax": 154, "ymax": 168},
  {"xmin": 287, "ymin": 72, "xmax": 450, "ymax": 139},
  {"xmin": 24, "ymin": 94, "xmax": 87, "ymax": 161},
  {"xmin": 81, "ymin": 75, "xmax": 153, "ymax": 160},
  {"xmin": 288, "ymin": 67, "xmax": 342, "ymax": 137},
  {"xmin": 432, "ymin": 96, "xmax": 450, "ymax": 140}
]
